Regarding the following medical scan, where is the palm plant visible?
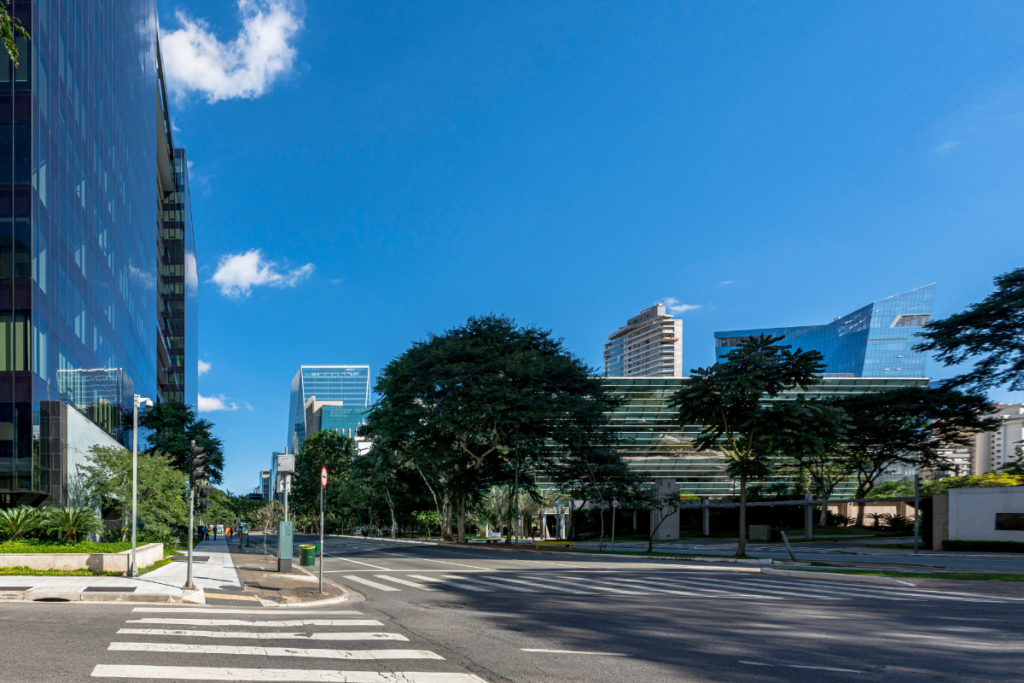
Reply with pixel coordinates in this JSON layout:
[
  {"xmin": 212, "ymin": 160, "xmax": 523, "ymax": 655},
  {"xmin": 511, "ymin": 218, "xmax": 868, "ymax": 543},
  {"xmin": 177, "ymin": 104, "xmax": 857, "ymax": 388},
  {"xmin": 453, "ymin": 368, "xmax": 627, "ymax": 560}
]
[
  {"xmin": 43, "ymin": 506, "xmax": 103, "ymax": 544},
  {"xmin": 0, "ymin": 505, "xmax": 41, "ymax": 540}
]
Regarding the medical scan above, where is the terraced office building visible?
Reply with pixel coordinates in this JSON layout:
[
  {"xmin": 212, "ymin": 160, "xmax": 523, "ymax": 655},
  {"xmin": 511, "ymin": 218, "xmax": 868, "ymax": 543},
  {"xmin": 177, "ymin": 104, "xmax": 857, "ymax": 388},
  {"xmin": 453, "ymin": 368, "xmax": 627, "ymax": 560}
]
[{"xmin": 602, "ymin": 376, "xmax": 928, "ymax": 497}]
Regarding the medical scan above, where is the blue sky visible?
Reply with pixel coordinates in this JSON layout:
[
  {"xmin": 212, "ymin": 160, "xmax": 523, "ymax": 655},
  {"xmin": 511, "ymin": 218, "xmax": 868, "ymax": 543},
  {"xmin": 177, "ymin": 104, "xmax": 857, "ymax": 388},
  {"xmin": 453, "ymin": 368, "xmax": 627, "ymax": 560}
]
[{"xmin": 157, "ymin": 1, "xmax": 1024, "ymax": 495}]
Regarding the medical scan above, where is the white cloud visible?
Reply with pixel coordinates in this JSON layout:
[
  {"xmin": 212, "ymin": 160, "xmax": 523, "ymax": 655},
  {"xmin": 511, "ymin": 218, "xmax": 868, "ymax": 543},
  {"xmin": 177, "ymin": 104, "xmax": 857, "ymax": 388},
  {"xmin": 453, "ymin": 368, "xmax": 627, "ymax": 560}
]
[
  {"xmin": 211, "ymin": 249, "xmax": 314, "ymax": 298},
  {"xmin": 160, "ymin": 0, "xmax": 303, "ymax": 103},
  {"xmin": 719, "ymin": 280, "xmax": 734, "ymax": 287},
  {"xmin": 198, "ymin": 393, "xmax": 252, "ymax": 412},
  {"xmin": 198, "ymin": 360, "xmax": 212, "ymax": 376},
  {"xmin": 934, "ymin": 140, "xmax": 962, "ymax": 153},
  {"xmin": 661, "ymin": 297, "xmax": 701, "ymax": 315}
]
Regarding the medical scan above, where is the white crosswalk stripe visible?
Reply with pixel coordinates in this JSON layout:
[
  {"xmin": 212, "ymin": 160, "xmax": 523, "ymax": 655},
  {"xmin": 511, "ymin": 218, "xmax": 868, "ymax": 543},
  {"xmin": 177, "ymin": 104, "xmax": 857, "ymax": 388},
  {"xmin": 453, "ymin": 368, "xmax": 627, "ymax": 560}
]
[
  {"xmin": 327, "ymin": 569, "xmax": 1019, "ymax": 605},
  {"xmin": 90, "ymin": 607, "xmax": 483, "ymax": 681}
]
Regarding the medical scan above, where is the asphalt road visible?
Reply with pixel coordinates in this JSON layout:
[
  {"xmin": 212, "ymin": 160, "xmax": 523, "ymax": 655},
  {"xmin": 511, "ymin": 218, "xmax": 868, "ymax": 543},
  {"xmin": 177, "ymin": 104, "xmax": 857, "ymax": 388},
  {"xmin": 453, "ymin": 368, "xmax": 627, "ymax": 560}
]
[{"xmin": 3, "ymin": 536, "xmax": 1023, "ymax": 682}]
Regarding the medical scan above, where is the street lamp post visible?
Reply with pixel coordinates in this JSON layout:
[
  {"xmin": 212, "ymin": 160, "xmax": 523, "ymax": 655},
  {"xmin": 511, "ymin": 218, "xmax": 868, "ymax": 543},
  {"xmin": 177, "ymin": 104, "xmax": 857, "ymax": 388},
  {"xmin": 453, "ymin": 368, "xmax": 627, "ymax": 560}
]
[{"xmin": 130, "ymin": 394, "xmax": 153, "ymax": 577}]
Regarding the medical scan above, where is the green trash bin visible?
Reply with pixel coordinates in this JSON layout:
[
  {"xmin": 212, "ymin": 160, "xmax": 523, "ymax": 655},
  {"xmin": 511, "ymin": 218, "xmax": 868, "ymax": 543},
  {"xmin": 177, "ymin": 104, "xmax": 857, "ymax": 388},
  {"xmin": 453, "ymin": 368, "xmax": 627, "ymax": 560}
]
[{"xmin": 299, "ymin": 544, "xmax": 316, "ymax": 567}]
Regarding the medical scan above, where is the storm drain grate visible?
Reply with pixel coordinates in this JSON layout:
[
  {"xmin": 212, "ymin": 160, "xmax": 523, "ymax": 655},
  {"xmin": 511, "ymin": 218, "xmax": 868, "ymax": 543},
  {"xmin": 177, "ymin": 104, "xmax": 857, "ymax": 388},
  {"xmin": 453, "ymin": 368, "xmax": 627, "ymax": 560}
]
[{"xmin": 83, "ymin": 586, "xmax": 137, "ymax": 593}]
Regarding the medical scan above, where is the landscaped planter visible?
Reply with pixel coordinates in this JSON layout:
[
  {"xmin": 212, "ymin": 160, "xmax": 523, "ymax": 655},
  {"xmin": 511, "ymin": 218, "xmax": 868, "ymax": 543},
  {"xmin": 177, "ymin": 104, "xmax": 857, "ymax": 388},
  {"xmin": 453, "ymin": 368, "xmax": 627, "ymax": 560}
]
[{"xmin": 0, "ymin": 542, "xmax": 163, "ymax": 574}]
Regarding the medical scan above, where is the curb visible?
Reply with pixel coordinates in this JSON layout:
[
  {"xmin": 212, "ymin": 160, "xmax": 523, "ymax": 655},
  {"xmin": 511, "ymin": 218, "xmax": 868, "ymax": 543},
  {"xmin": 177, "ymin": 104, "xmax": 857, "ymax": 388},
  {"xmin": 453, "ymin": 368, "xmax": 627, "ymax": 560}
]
[
  {"xmin": 761, "ymin": 567, "xmax": 916, "ymax": 587},
  {"xmin": 454, "ymin": 542, "xmax": 774, "ymax": 566},
  {"xmin": 0, "ymin": 588, "xmax": 186, "ymax": 604},
  {"xmin": 329, "ymin": 534, "xmax": 440, "ymax": 547}
]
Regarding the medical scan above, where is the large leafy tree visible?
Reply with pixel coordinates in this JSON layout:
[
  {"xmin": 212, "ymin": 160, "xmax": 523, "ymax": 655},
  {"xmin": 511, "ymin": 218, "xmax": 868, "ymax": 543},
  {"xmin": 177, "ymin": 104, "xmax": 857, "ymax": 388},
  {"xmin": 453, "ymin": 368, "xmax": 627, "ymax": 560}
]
[
  {"xmin": 364, "ymin": 315, "xmax": 617, "ymax": 543},
  {"xmin": 79, "ymin": 445, "xmax": 188, "ymax": 540},
  {"xmin": 673, "ymin": 335, "xmax": 825, "ymax": 557},
  {"xmin": 773, "ymin": 401, "xmax": 850, "ymax": 525},
  {"xmin": 0, "ymin": 1, "xmax": 28, "ymax": 68},
  {"xmin": 139, "ymin": 402, "xmax": 224, "ymax": 484},
  {"xmin": 292, "ymin": 430, "xmax": 360, "ymax": 528},
  {"xmin": 827, "ymin": 386, "xmax": 995, "ymax": 525},
  {"xmin": 915, "ymin": 267, "xmax": 1024, "ymax": 391}
]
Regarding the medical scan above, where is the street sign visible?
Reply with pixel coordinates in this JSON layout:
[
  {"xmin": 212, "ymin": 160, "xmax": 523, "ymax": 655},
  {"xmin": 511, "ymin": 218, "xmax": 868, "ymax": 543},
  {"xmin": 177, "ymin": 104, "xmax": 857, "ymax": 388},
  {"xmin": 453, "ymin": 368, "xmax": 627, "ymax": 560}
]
[
  {"xmin": 611, "ymin": 498, "xmax": 620, "ymax": 509},
  {"xmin": 321, "ymin": 466, "xmax": 328, "ymax": 488}
]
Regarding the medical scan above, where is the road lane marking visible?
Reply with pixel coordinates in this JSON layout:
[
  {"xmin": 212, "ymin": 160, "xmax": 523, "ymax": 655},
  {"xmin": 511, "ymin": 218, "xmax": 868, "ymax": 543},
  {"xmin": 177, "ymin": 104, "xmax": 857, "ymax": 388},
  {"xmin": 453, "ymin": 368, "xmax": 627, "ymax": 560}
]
[
  {"xmin": 342, "ymin": 575, "xmax": 402, "ymax": 591},
  {"xmin": 649, "ymin": 577, "xmax": 786, "ymax": 600},
  {"xmin": 408, "ymin": 574, "xmax": 488, "ymax": 592},
  {"xmin": 108, "ymin": 643, "xmax": 443, "ymax": 660},
  {"xmin": 739, "ymin": 660, "xmax": 865, "ymax": 674},
  {"xmin": 125, "ymin": 618, "xmax": 383, "ymax": 627},
  {"xmin": 539, "ymin": 575, "xmax": 645, "ymax": 595},
  {"xmin": 374, "ymin": 575, "xmax": 436, "ymax": 591},
  {"xmin": 494, "ymin": 575, "xmax": 589, "ymax": 594},
  {"xmin": 660, "ymin": 575, "xmax": 843, "ymax": 600},
  {"xmin": 332, "ymin": 557, "xmax": 391, "ymax": 570},
  {"xmin": 417, "ymin": 557, "xmax": 489, "ymax": 570},
  {"xmin": 130, "ymin": 608, "xmax": 363, "ymax": 615},
  {"xmin": 443, "ymin": 574, "xmax": 538, "ymax": 592},
  {"xmin": 117, "ymin": 628, "xmax": 408, "ymax": 641},
  {"xmin": 91, "ymin": 665, "xmax": 487, "ymax": 682},
  {"xmin": 522, "ymin": 648, "xmax": 627, "ymax": 656}
]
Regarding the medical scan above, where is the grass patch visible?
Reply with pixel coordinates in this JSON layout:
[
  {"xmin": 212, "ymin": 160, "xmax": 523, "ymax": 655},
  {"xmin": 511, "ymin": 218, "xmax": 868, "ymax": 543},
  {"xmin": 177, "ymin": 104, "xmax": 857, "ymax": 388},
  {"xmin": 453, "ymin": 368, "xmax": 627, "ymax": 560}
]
[
  {"xmin": 778, "ymin": 567, "xmax": 1024, "ymax": 581},
  {"xmin": 0, "ymin": 565, "xmax": 121, "ymax": 577},
  {"xmin": 138, "ymin": 557, "xmax": 173, "ymax": 575},
  {"xmin": 0, "ymin": 539, "xmax": 133, "ymax": 554}
]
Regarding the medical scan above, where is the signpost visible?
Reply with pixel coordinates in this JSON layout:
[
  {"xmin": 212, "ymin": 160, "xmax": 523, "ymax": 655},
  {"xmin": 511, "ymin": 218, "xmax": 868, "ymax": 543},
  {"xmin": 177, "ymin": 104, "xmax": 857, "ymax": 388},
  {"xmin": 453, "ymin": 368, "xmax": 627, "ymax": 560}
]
[
  {"xmin": 611, "ymin": 497, "xmax": 619, "ymax": 550},
  {"xmin": 320, "ymin": 466, "xmax": 327, "ymax": 594}
]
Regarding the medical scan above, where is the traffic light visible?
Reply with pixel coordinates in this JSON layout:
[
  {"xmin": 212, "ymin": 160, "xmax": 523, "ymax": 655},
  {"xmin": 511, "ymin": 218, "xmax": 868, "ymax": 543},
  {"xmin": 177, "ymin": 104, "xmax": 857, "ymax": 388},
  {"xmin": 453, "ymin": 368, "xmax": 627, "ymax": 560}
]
[
  {"xmin": 190, "ymin": 440, "xmax": 208, "ymax": 486},
  {"xmin": 197, "ymin": 485, "xmax": 210, "ymax": 512}
]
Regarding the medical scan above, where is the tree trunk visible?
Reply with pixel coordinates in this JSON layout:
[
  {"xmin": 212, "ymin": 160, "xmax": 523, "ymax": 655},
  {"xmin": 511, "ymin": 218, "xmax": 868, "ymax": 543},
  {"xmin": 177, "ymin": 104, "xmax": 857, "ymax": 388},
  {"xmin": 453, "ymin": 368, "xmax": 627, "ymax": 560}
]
[
  {"xmin": 456, "ymin": 495, "xmax": 466, "ymax": 544},
  {"xmin": 505, "ymin": 482, "xmax": 515, "ymax": 545},
  {"xmin": 818, "ymin": 494, "xmax": 829, "ymax": 527},
  {"xmin": 384, "ymin": 487, "xmax": 398, "ymax": 539},
  {"xmin": 855, "ymin": 477, "xmax": 873, "ymax": 527},
  {"xmin": 736, "ymin": 472, "xmax": 748, "ymax": 558},
  {"xmin": 441, "ymin": 496, "xmax": 453, "ymax": 541}
]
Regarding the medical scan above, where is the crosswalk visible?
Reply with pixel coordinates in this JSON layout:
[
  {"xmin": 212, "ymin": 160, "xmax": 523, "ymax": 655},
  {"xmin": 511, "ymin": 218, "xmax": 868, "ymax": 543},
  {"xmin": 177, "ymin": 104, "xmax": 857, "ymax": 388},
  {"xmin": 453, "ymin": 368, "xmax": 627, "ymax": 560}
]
[
  {"xmin": 329, "ymin": 570, "xmax": 1023, "ymax": 604},
  {"xmin": 90, "ymin": 607, "xmax": 486, "ymax": 682}
]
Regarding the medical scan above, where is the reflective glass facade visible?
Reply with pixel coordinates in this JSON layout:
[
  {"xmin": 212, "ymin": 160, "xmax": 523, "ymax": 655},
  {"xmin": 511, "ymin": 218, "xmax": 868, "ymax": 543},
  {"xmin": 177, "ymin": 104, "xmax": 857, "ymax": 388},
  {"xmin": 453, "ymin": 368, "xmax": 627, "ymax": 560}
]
[
  {"xmin": 597, "ymin": 376, "xmax": 928, "ymax": 497},
  {"xmin": 714, "ymin": 284, "xmax": 935, "ymax": 378},
  {"xmin": 287, "ymin": 365, "xmax": 371, "ymax": 451},
  {"xmin": 0, "ymin": 2, "xmax": 193, "ymax": 507}
]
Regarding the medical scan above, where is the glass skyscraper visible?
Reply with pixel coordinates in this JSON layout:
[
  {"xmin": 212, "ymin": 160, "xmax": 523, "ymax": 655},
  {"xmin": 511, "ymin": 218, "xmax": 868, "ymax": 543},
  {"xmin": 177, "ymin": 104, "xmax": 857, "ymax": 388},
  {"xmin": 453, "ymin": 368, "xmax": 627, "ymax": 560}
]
[
  {"xmin": 287, "ymin": 365, "xmax": 371, "ymax": 452},
  {"xmin": 714, "ymin": 284, "xmax": 935, "ymax": 377},
  {"xmin": 0, "ymin": 2, "xmax": 196, "ymax": 507}
]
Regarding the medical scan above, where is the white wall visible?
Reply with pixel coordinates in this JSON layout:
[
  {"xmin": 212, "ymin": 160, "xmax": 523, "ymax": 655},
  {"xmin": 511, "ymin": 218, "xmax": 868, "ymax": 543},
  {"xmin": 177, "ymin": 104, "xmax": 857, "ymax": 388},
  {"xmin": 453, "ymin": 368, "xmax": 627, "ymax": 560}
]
[
  {"xmin": 948, "ymin": 487, "xmax": 1024, "ymax": 543},
  {"xmin": 65, "ymin": 405, "xmax": 124, "ymax": 505}
]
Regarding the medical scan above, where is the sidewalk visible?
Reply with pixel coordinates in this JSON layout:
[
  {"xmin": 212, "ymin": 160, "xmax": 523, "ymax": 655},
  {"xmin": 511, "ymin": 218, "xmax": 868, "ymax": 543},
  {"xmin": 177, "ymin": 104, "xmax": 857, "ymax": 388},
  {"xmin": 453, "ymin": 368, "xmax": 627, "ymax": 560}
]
[{"xmin": 0, "ymin": 535, "xmax": 346, "ymax": 606}]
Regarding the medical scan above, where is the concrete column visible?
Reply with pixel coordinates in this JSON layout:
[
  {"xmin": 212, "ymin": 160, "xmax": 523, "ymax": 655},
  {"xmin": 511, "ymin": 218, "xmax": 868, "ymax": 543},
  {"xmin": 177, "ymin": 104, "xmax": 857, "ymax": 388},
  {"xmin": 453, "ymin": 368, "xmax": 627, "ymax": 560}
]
[
  {"xmin": 650, "ymin": 478, "xmax": 680, "ymax": 541},
  {"xmin": 804, "ymin": 492, "xmax": 813, "ymax": 540},
  {"xmin": 702, "ymin": 498, "xmax": 710, "ymax": 537}
]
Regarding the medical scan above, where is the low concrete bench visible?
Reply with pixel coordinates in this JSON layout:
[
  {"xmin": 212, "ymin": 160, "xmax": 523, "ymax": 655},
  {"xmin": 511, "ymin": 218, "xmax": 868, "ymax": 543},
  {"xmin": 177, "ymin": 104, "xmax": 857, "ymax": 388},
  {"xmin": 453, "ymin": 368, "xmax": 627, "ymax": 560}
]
[{"xmin": 535, "ymin": 540, "xmax": 572, "ymax": 550}]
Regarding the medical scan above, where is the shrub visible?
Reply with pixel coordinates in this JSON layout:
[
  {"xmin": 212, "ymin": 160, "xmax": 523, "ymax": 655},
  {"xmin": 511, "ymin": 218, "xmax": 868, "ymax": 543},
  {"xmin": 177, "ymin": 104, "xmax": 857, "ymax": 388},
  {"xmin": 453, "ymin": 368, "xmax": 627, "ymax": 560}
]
[
  {"xmin": 42, "ymin": 506, "xmax": 103, "ymax": 544},
  {"xmin": 0, "ymin": 506, "xmax": 42, "ymax": 540},
  {"xmin": 881, "ymin": 513, "xmax": 914, "ymax": 535}
]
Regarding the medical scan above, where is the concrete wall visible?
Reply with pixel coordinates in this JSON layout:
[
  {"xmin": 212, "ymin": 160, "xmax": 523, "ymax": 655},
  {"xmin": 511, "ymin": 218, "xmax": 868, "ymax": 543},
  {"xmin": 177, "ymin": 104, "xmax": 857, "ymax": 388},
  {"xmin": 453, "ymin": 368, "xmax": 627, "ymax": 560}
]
[
  {"xmin": 0, "ymin": 542, "xmax": 163, "ymax": 574},
  {"xmin": 947, "ymin": 487, "xmax": 1024, "ymax": 542},
  {"xmin": 650, "ymin": 477, "xmax": 680, "ymax": 540}
]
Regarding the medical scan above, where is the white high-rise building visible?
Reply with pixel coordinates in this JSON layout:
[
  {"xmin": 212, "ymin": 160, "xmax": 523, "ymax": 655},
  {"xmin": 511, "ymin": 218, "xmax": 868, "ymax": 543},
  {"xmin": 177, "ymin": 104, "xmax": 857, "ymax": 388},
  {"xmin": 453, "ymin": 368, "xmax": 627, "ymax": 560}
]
[
  {"xmin": 975, "ymin": 404, "xmax": 1024, "ymax": 474},
  {"xmin": 604, "ymin": 304, "xmax": 683, "ymax": 377}
]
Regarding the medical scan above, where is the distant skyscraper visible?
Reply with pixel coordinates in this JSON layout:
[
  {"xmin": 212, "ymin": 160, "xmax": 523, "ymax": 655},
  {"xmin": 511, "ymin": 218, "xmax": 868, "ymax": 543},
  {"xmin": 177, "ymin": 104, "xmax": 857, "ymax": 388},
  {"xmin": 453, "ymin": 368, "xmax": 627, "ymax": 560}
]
[
  {"xmin": 714, "ymin": 284, "xmax": 935, "ymax": 377},
  {"xmin": 604, "ymin": 304, "xmax": 683, "ymax": 377},
  {"xmin": 287, "ymin": 365, "xmax": 371, "ymax": 452}
]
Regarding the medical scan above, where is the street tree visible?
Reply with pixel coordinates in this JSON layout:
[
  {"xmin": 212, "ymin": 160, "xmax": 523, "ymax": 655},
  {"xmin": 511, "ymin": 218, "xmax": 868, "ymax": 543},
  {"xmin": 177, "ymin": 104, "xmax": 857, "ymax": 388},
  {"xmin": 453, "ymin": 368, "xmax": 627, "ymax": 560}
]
[
  {"xmin": 673, "ymin": 335, "xmax": 825, "ymax": 557},
  {"xmin": 139, "ymin": 402, "xmax": 225, "ymax": 484},
  {"xmin": 827, "ymin": 386, "xmax": 996, "ymax": 526},
  {"xmin": 915, "ymin": 267, "xmax": 1024, "ymax": 391},
  {"xmin": 79, "ymin": 445, "xmax": 188, "ymax": 541},
  {"xmin": 364, "ymin": 315, "xmax": 617, "ymax": 543},
  {"xmin": 0, "ymin": 1, "xmax": 28, "ymax": 67},
  {"xmin": 774, "ymin": 401, "xmax": 850, "ymax": 525},
  {"xmin": 293, "ymin": 430, "xmax": 359, "ymax": 525}
]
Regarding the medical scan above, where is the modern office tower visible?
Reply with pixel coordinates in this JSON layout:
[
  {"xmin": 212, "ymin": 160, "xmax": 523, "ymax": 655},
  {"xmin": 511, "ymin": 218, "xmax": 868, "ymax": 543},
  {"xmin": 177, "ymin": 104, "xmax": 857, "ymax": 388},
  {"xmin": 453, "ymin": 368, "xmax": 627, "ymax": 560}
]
[
  {"xmin": 604, "ymin": 304, "xmax": 683, "ymax": 377},
  {"xmin": 259, "ymin": 469, "xmax": 271, "ymax": 501},
  {"xmin": 0, "ymin": 2, "xmax": 195, "ymax": 507},
  {"xmin": 714, "ymin": 284, "xmax": 935, "ymax": 377},
  {"xmin": 287, "ymin": 365, "xmax": 371, "ymax": 452}
]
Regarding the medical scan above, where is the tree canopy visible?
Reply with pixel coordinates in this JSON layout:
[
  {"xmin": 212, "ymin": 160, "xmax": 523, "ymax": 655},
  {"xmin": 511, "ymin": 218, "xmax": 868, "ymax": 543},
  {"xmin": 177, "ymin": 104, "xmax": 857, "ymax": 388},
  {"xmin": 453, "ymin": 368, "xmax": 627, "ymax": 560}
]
[
  {"xmin": 916, "ymin": 267, "xmax": 1024, "ymax": 391},
  {"xmin": 139, "ymin": 402, "xmax": 225, "ymax": 484},
  {"xmin": 363, "ymin": 314, "xmax": 620, "ymax": 543},
  {"xmin": 673, "ymin": 334, "xmax": 825, "ymax": 556}
]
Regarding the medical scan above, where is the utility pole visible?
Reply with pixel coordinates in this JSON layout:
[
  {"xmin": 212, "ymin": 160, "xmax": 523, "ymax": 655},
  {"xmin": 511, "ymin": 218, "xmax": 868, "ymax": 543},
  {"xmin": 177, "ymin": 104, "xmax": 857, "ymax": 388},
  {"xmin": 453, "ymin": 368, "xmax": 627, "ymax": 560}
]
[{"xmin": 913, "ymin": 469, "xmax": 921, "ymax": 554}]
